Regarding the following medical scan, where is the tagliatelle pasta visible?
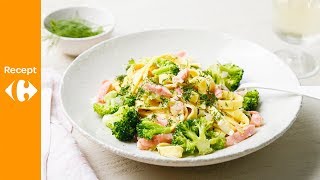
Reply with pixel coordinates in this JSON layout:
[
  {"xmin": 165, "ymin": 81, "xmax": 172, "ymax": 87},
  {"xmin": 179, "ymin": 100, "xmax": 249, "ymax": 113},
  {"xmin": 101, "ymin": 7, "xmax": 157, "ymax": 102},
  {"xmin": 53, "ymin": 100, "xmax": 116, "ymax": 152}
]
[{"xmin": 93, "ymin": 52, "xmax": 264, "ymax": 158}]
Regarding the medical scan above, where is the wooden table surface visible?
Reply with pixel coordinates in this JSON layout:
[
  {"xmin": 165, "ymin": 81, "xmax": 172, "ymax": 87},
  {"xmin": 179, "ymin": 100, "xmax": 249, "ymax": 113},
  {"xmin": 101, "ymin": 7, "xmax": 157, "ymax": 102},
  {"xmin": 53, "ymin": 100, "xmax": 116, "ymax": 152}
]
[{"xmin": 42, "ymin": 0, "xmax": 320, "ymax": 179}]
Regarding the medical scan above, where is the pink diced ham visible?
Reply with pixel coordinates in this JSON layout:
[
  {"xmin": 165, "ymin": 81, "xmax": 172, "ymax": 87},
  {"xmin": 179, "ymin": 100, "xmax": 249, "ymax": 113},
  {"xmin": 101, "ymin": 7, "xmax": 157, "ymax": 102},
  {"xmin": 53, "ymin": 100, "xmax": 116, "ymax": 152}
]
[
  {"xmin": 137, "ymin": 134, "xmax": 173, "ymax": 150},
  {"xmin": 156, "ymin": 116, "xmax": 168, "ymax": 126},
  {"xmin": 214, "ymin": 88, "xmax": 223, "ymax": 99},
  {"xmin": 176, "ymin": 51, "xmax": 186, "ymax": 58},
  {"xmin": 97, "ymin": 80, "xmax": 112, "ymax": 103},
  {"xmin": 154, "ymin": 134, "xmax": 173, "ymax": 144},
  {"xmin": 175, "ymin": 87, "xmax": 183, "ymax": 96},
  {"xmin": 170, "ymin": 101, "xmax": 184, "ymax": 116},
  {"xmin": 137, "ymin": 138, "xmax": 155, "ymax": 150},
  {"xmin": 249, "ymin": 111, "xmax": 264, "ymax": 127},
  {"xmin": 173, "ymin": 69, "xmax": 189, "ymax": 84},
  {"xmin": 226, "ymin": 125, "xmax": 256, "ymax": 146},
  {"xmin": 248, "ymin": 111, "xmax": 259, "ymax": 114},
  {"xmin": 144, "ymin": 83, "xmax": 172, "ymax": 98}
]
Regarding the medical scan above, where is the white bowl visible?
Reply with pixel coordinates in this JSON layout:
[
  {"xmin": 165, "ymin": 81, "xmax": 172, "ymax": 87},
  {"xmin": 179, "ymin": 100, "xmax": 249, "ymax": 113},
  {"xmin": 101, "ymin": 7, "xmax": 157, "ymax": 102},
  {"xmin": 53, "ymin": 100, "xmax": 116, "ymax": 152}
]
[
  {"xmin": 61, "ymin": 29, "xmax": 302, "ymax": 167},
  {"xmin": 43, "ymin": 6, "xmax": 115, "ymax": 56}
]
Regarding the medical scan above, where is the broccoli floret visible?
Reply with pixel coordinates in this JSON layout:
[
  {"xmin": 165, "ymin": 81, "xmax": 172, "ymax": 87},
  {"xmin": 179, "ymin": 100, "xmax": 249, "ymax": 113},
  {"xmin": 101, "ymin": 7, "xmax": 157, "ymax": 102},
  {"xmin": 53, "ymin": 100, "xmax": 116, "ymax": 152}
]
[
  {"xmin": 118, "ymin": 85, "xmax": 131, "ymax": 96},
  {"xmin": 172, "ymin": 118, "xmax": 215, "ymax": 155},
  {"xmin": 105, "ymin": 106, "xmax": 139, "ymax": 141},
  {"xmin": 207, "ymin": 63, "xmax": 244, "ymax": 91},
  {"xmin": 210, "ymin": 137, "xmax": 226, "ymax": 150},
  {"xmin": 93, "ymin": 91, "xmax": 120, "ymax": 116},
  {"xmin": 93, "ymin": 103, "xmax": 119, "ymax": 116},
  {"xmin": 103, "ymin": 90, "xmax": 118, "ymax": 103},
  {"xmin": 123, "ymin": 94, "xmax": 136, "ymax": 106},
  {"xmin": 137, "ymin": 120, "xmax": 173, "ymax": 140},
  {"xmin": 152, "ymin": 58, "xmax": 179, "ymax": 75},
  {"xmin": 116, "ymin": 85, "xmax": 136, "ymax": 106},
  {"xmin": 243, "ymin": 90, "xmax": 260, "ymax": 111},
  {"xmin": 206, "ymin": 131, "xmax": 226, "ymax": 150}
]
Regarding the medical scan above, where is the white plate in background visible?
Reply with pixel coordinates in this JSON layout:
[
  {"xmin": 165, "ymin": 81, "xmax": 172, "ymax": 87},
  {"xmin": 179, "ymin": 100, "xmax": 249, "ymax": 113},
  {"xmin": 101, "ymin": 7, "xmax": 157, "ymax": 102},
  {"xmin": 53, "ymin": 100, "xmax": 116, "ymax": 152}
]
[
  {"xmin": 43, "ymin": 6, "xmax": 115, "ymax": 56},
  {"xmin": 61, "ymin": 29, "xmax": 302, "ymax": 167}
]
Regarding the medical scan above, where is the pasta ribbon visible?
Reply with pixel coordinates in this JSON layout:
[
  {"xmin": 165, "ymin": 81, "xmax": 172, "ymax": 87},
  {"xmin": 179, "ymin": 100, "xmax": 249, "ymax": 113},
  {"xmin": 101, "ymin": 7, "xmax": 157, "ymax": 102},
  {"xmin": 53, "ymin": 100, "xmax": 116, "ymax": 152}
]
[
  {"xmin": 189, "ymin": 91, "xmax": 199, "ymax": 104},
  {"xmin": 131, "ymin": 58, "xmax": 155, "ymax": 93},
  {"xmin": 159, "ymin": 74, "xmax": 173, "ymax": 85},
  {"xmin": 188, "ymin": 68, "xmax": 200, "ymax": 77},
  {"xmin": 186, "ymin": 103, "xmax": 198, "ymax": 120},
  {"xmin": 190, "ymin": 76, "xmax": 208, "ymax": 94},
  {"xmin": 217, "ymin": 92, "xmax": 243, "ymax": 110},
  {"xmin": 224, "ymin": 109, "xmax": 250, "ymax": 126},
  {"xmin": 217, "ymin": 118, "xmax": 235, "ymax": 135}
]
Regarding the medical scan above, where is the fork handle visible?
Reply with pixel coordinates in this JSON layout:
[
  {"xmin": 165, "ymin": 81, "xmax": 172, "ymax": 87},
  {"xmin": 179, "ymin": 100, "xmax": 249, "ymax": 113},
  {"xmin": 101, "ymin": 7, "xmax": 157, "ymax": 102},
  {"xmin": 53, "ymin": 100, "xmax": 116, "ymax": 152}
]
[
  {"xmin": 239, "ymin": 83, "xmax": 320, "ymax": 100},
  {"xmin": 296, "ymin": 86, "xmax": 320, "ymax": 100}
]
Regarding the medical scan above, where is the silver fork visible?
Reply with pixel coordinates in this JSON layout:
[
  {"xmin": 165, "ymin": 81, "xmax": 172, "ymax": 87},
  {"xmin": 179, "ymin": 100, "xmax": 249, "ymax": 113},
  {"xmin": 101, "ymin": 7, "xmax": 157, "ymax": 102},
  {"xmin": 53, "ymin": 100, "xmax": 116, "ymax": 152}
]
[{"xmin": 236, "ymin": 83, "xmax": 320, "ymax": 100}]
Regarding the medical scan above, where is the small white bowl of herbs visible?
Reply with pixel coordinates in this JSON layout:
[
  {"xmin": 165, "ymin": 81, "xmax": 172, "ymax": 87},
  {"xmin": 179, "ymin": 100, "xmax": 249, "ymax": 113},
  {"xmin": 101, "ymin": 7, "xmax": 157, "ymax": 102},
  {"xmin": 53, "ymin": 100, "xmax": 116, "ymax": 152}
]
[{"xmin": 43, "ymin": 6, "xmax": 115, "ymax": 56}]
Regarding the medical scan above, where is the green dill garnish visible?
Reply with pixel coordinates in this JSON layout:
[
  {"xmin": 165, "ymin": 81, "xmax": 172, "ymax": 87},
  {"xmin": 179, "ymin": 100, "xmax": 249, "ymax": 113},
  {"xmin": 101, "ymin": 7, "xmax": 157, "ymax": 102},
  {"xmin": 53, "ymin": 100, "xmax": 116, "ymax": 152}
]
[
  {"xmin": 200, "ymin": 93, "xmax": 217, "ymax": 106},
  {"xmin": 201, "ymin": 70, "xmax": 211, "ymax": 77},
  {"xmin": 115, "ymin": 75, "xmax": 126, "ymax": 83},
  {"xmin": 182, "ymin": 85, "xmax": 195, "ymax": 101},
  {"xmin": 212, "ymin": 111, "xmax": 222, "ymax": 121},
  {"xmin": 160, "ymin": 97, "xmax": 169, "ymax": 106},
  {"xmin": 126, "ymin": 59, "xmax": 136, "ymax": 70},
  {"xmin": 118, "ymin": 85, "xmax": 130, "ymax": 96},
  {"xmin": 190, "ymin": 65, "xmax": 200, "ymax": 69},
  {"xmin": 151, "ymin": 114, "xmax": 157, "ymax": 119},
  {"xmin": 48, "ymin": 19, "xmax": 103, "ymax": 38},
  {"xmin": 136, "ymin": 87, "xmax": 146, "ymax": 98},
  {"xmin": 168, "ymin": 119, "xmax": 173, "ymax": 126}
]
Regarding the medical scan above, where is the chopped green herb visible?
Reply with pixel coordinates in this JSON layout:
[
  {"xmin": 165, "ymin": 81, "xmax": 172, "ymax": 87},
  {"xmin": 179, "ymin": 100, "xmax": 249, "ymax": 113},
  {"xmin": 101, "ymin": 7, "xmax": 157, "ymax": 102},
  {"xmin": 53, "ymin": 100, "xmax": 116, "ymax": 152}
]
[
  {"xmin": 201, "ymin": 70, "xmax": 211, "ymax": 77},
  {"xmin": 182, "ymin": 85, "xmax": 195, "ymax": 101},
  {"xmin": 137, "ymin": 87, "xmax": 146, "ymax": 98},
  {"xmin": 116, "ymin": 75, "xmax": 126, "ymax": 83},
  {"xmin": 160, "ymin": 97, "xmax": 169, "ymax": 106},
  {"xmin": 118, "ymin": 85, "xmax": 130, "ymax": 96},
  {"xmin": 126, "ymin": 59, "xmax": 136, "ymax": 70},
  {"xmin": 200, "ymin": 93, "xmax": 217, "ymax": 106},
  {"xmin": 151, "ymin": 114, "xmax": 157, "ymax": 119},
  {"xmin": 190, "ymin": 65, "xmax": 200, "ymax": 69},
  {"xmin": 48, "ymin": 19, "xmax": 103, "ymax": 38}
]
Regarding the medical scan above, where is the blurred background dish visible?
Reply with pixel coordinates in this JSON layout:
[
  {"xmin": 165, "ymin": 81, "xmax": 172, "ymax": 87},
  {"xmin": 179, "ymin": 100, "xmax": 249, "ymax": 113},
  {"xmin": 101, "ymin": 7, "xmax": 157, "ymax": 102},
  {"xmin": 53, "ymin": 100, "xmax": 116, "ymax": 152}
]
[{"xmin": 43, "ymin": 6, "xmax": 115, "ymax": 56}]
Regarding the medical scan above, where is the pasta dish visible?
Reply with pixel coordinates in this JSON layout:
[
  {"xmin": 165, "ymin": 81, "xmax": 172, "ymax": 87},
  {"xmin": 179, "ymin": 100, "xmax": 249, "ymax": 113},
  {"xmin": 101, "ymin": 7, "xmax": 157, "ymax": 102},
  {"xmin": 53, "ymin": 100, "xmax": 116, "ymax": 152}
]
[{"xmin": 92, "ymin": 52, "xmax": 263, "ymax": 158}]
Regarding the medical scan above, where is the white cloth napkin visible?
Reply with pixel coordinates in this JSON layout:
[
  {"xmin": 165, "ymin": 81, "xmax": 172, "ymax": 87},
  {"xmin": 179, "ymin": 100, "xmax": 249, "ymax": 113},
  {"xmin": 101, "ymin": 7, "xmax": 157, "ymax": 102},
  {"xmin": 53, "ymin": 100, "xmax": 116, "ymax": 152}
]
[{"xmin": 41, "ymin": 69, "xmax": 98, "ymax": 180}]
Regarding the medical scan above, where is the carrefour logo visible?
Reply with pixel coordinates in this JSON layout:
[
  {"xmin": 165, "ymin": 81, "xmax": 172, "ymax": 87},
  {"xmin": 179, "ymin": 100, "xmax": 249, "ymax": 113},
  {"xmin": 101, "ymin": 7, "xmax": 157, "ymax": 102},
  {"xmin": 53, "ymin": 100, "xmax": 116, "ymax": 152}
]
[{"xmin": 5, "ymin": 80, "xmax": 38, "ymax": 102}]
